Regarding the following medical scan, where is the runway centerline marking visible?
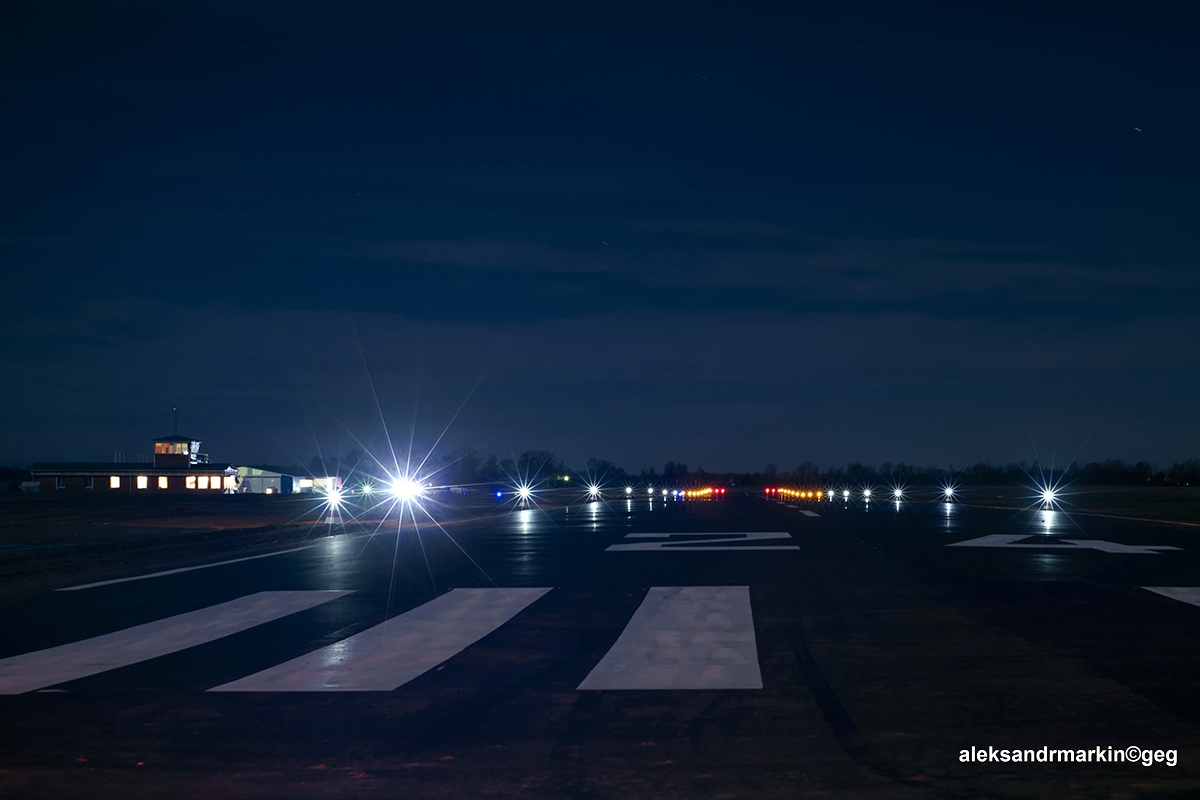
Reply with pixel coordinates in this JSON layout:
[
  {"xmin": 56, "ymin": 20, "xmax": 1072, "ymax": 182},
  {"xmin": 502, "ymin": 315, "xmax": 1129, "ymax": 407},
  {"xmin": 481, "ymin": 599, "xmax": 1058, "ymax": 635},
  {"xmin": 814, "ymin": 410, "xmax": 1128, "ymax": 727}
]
[
  {"xmin": 210, "ymin": 587, "xmax": 551, "ymax": 692},
  {"xmin": 946, "ymin": 534, "xmax": 1180, "ymax": 555},
  {"xmin": 1143, "ymin": 587, "xmax": 1200, "ymax": 607},
  {"xmin": 606, "ymin": 532, "xmax": 798, "ymax": 552},
  {"xmin": 578, "ymin": 586, "xmax": 762, "ymax": 690},
  {"xmin": 0, "ymin": 591, "xmax": 352, "ymax": 694}
]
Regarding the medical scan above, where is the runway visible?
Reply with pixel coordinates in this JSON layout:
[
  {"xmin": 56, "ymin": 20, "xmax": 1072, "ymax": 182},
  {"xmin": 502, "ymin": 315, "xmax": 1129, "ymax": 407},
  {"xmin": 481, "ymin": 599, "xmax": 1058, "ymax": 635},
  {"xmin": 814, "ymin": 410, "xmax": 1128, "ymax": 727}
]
[{"xmin": 1, "ymin": 491, "xmax": 1197, "ymax": 797}]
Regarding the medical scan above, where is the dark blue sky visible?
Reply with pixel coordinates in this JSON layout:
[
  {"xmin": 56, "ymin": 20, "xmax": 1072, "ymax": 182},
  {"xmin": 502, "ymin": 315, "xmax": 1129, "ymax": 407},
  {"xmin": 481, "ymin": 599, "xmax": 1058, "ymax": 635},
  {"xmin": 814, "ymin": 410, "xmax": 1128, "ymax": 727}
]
[{"xmin": 3, "ymin": 1, "xmax": 1199, "ymax": 472}]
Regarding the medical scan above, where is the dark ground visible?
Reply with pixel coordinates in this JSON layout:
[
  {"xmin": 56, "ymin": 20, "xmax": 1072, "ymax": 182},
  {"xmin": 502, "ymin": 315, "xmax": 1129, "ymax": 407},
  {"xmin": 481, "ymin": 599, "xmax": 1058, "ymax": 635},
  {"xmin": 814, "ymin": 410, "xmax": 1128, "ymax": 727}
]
[{"xmin": 1, "ymin": 489, "xmax": 1198, "ymax": 798}]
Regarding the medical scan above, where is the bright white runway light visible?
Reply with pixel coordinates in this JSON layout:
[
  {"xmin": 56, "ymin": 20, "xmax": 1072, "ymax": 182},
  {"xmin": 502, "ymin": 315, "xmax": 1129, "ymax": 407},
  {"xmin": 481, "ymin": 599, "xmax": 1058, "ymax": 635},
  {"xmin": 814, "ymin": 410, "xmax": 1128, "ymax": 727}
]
[
  {"xmin": 587, "ymin": 484, "xmax": 601, "ymax": 499},
  {"xmin": 842, "ymin": 490, "xmax": 850, "ymax": 499},
  {"xmin": 390, "ymin": 477, "xmax": 425, "ymax": 502},
  {"xmin": 944, "ymin": 487, "xmax": 955, "ymax": 499},
  {"xmin": 325, "ymin": 489, "xmax": 344, "ymax": 507},
  {"xmin": 863, "ymin": 489, "xmax": 872, "ymax": 499},
  {"xmin": 625, "ymin": 486, "xmax": 633, "ymax": 495},
  {"xmin": 647, "ymin": 487, "xmax": 655, "ymax": 495},
  {"xmin": 516, "ymin": 484, "xmax": 533, "ymax": 501},
  {"xmin": 893, "ymin": 488, "xmax": 903, "ymax": 499},
  {"xmin": 360, "ymin": 483, "xmax": 374, "ymax": 496}
]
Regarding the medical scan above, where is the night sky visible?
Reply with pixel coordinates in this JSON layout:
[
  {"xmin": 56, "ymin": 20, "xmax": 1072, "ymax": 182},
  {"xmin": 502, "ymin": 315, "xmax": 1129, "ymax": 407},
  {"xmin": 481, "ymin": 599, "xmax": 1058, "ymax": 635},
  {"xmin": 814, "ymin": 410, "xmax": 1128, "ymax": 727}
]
[{"xmin": 3, "ymin": 1, "xmax": 1199, "ymax": 472}]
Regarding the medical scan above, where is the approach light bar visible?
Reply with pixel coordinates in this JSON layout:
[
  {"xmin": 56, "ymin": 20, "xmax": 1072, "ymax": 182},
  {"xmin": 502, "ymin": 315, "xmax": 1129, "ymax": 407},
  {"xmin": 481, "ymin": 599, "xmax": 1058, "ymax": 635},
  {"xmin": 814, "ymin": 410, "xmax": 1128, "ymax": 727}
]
[
  {"xmin": 681, "ymin": 487, "xmax": 726, "ymax": 498},
  {"xmin": 766, "ymin": 487, "xmax": 822, "ymax": 500}
]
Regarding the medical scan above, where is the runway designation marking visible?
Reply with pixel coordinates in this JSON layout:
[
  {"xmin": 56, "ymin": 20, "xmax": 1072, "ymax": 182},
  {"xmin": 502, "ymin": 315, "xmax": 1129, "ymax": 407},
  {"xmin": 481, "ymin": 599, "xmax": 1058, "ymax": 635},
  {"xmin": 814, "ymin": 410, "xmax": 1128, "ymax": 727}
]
[
  {"xmin": 606, "ymin": 532, "xmax": 798, "ymax": 552},
  {"xmin": 0, "ymin": 591, "xmax": 352, "ymax": 694},
  {"xmin": 947, "ymin": 534, "xmax": 1180, "ymax": 555},
  {"xmin": 210, "ymin": 587, "xmax": 551, "ymax": 692},
  {"xmin": 578, "ymin": 586, "xmax": 762, "ymax": 690},
  {"xmin": 1143, "ymin": 587, "xmax": 1200, "ymax": 607}
]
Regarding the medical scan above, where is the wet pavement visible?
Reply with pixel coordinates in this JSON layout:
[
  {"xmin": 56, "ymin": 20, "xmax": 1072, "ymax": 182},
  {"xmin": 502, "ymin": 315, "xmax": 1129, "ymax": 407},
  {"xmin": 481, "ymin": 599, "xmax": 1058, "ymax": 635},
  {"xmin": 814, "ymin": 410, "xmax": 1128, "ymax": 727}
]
[{"xmin": 1, "ymin": 491, "xmax": 1198, "ymax": 797}]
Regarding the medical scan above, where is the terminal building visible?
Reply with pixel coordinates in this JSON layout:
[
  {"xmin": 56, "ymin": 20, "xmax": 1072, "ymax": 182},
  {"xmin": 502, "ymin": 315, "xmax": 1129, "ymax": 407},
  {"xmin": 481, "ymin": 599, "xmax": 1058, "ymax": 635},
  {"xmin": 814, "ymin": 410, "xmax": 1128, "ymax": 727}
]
[
  {"xmin": 30, "ymin": 434, "xmax": 237, "ymax": 494},
  {"xmin": 30, "ymin": 432, "xmax": 342, "ymax": 496}
]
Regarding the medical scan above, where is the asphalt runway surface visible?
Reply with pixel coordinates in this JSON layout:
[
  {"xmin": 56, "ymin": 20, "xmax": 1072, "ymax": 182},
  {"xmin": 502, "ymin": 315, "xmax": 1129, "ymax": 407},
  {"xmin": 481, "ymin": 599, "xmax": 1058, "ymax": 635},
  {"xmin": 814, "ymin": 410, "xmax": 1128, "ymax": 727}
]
[{"xmin": 1, "ymin": 492, "xmax": 1198, "ymax": 798}]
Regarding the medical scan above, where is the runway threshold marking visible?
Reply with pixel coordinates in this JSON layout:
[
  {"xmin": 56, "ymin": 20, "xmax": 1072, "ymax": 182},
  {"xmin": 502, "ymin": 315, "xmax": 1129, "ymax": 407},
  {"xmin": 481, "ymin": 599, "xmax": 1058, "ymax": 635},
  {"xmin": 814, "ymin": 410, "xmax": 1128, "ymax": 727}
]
[
  {"xmin": 947, "ymin": 534, "xmax": 1181, "ymax": 555},
  {"xmin": 606, "ymin": 532, "xmax": 798, "ymax": 552},
  {"xmin": 799, "ymin": 510, "xmax": 820, "ymax": 517},
  {"xmin": 0, "ymin": 591, "xmax": 352, "ymax": 694},
  {"xmin": 1143, "ymin": 587, "xmax": 1200, "ymax": 607},
  {"xmin": 578, "ymin": 586, "xmax": 762, "ymax": 690},
  {"xmin": 210, "ymin": 587, "xmax": 551, "ymax": 692}
]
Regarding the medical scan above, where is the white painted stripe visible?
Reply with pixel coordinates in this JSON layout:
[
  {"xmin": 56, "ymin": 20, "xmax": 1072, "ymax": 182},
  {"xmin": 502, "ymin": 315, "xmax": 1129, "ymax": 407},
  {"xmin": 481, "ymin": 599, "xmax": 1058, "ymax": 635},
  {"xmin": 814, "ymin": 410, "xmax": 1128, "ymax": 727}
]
[
  {"xmin": 799, "ymin": 510, "xmax": 820, "ymax": 518},
  {"xmin": 577, "ymin": 586, "xmax": 762, "ymax": 690},
  {"xmin": 607, "ymin": 532, "xmax": 797, "ymax": 552},
  {"xmin": 211, "ymin": 587, "xmax": 551, "ymax": 692},
  {"xmin": 0, "ymin": 591, "xmax": 352, "ymax": 694},
  {"xmin": 1144, "ymin": 587, "xmax": 1200, "ymax": 607},
  {"xmin": 58, "ymin": 540, "xmax": 338, "ymax": 591},
  {"xmin": 948, "ymin": 534, "xmax": 1179, "ymax": 554}
]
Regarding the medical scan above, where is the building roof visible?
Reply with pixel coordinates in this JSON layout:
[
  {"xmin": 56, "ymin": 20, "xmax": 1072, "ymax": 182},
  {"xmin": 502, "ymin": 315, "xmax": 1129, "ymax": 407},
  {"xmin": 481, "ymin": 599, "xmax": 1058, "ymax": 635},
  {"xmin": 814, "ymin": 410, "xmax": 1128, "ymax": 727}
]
[
  {"xmin": 31, "ymin": 462, "xmax": 234, "ymax": 473},
  {"xmin": 152, "ymin": 434, "xmax": 198, "ymax": 443}
]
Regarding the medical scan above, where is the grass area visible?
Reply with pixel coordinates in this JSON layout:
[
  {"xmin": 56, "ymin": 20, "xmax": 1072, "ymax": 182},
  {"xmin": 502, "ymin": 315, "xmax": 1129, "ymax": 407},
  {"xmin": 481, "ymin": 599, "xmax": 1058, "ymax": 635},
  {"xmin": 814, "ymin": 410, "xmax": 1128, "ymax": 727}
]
[{"xmin": 962, "ymin": 485, "xmax": 1200, "ymax": 525}]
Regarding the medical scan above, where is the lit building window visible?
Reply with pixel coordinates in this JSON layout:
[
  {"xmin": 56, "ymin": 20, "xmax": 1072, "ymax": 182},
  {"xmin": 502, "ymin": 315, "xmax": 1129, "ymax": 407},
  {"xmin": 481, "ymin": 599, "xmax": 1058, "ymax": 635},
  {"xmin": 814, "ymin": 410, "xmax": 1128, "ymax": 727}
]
[
  {"xmin": 137, "ymin": 476, "xmax": 148, "ymax": 490},
  {"xmin": 222, "ymin": 476, "xmax": 235, "ymax": 490},
  {"xmin": 198, "ymin": 476, "xmax": 209, "ymax": 490},
  {"xmin": 299, "ymin": 478, "xmax": 314, "ymax": 489},
  {"xmin": 158, "ymin": 476, "xmax": 169, "ymax": 489},
  {"xmin": 110, "ymin": 476, "xmax": 121, "ymax": 489},
  {"xmin": 211, "ymin": 476, "xmax": 221, "ymax": 489},
  {"xmin": 186, "ymin": 476, "xmax": 196, "ymax": 490}
]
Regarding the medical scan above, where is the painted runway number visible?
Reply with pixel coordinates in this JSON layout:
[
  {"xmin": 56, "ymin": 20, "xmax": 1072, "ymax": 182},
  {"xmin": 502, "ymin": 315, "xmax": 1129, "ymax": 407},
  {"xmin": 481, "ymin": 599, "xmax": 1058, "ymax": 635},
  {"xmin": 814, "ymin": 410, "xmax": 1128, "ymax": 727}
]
[{"xmin": 947, "ymin": 534, "xmax": 1180, "ymax": 555}]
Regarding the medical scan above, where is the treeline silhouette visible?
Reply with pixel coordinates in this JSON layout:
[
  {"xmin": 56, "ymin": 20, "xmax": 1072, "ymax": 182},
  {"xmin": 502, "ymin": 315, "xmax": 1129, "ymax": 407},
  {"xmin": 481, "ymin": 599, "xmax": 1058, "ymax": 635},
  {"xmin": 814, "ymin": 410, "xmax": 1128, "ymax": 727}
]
[{"xmin": 306, "ymin": 449, "xmax": 1200, "ymax": 488}]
